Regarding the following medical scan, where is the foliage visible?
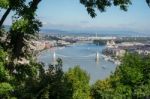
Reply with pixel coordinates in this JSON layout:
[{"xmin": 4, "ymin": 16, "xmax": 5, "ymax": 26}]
[
  {"xmin": 146, "ymin": 0, "xmax": 150, "ymax": 7},
  {"xmin": 91, "ymin": 53, "xmax": 150, "ymax": 98},
  {"xmin": 1, "ymin": 0, "xmax": 42, "ymax": 61},
  {"xmin": 0, "ymin": 0, "xmax": 26, "ymax": 28},
  {"xmin": 0, "ymin": 48, "xmax": 13, "ymax": 98},
  {"xmin": 8, "ymin": 18, "xmax": 42, "ymax": 60},
  {"xmin": 0, "ymin": 49, "xmax": 10, "ymax": 82},
  {"xmin": 0, "ymin": 83, "xmax": 13, "ymax": 98},
  {"xmin": 8, "ymin": 58, "xmax": 65, "ymax": 99},
  {"xmin": 0, "ymin": 0, "xmax": 9, "ymax": 9},
  {"xmin": 0, "ymin": 0, "xmax": 25, "ymax": 9},
  {"xmin": 80, "ymin": 0, "xmax": 150, "ymax": 18},
  {"xmin": 64, "ymin": 66, "xmax": 90, "ymax": 99},
  {"xmin": 36, "ymin": 58, "xmax": 65, "ymax": 99},
  {"xmin": 91, "ymin": 79, "xmax": 113, "ymax": 99}
]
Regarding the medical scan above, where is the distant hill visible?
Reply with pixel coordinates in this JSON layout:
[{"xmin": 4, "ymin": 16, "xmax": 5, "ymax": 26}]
[
  {"xmin": 2, "ymin": 26, "xmax": 149, "ymax": 37},
  {"xmin": 40, "ymin": 29, "xmax": 150, "ymax": 37}
]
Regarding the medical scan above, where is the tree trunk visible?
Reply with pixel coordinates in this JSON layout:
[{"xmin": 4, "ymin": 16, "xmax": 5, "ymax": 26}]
[{"xmin": 0, "ymin": 7, "xmax": 12, "ymax": 28}]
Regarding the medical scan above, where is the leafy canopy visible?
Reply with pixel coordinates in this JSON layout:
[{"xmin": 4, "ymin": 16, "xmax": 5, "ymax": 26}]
[
  {"xmin": 80, "ymin": 0, "xmax": 150, "ymax": 18},
  {"xmin": 91, "ymin": 53, "xmax": 150, "ymax": 98},
  {"xmin": 64, "ymin": 66, "xmax": 90, "ymax": 99}
]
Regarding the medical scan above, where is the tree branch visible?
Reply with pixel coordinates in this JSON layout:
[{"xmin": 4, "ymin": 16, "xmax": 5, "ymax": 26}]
[{"xmin": 0, "ymin": 7, "xmax": 12, "ymax": 28}]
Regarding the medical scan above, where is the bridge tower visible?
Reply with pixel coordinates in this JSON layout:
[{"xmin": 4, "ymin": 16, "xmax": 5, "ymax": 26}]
[
  {"xmin": 95, "ymin": 52, "xmax": 100, "ymax": 62},
  {"xmin": 53, "ymin": 51, "xmax": 56, "ymax": 65}
]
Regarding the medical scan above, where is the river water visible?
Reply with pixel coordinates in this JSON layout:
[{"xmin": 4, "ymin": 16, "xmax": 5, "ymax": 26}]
[{"xmin": 37, "ymin": 43, "xmax": 116, "ymax": 84}]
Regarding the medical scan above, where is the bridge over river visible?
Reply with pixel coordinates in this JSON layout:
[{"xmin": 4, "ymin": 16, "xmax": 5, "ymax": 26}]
[
  {"xmin": 52, "ymin": 51, "xmax": 118, "ymax": 65},
  {"xmin": 37, "ymin": 43, "xmax": 117, "ymax": 84}
]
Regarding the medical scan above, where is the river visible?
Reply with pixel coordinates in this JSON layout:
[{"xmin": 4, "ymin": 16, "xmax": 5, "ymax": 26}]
[{"xmin": 37, "ymin": 43, "xmax": 116, "ymax": 84}]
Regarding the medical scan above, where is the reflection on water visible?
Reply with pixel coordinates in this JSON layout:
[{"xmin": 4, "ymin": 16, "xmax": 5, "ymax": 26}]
[{"xmin": 37, "ymin": 43, "xmax": 116, "ymax": 84}]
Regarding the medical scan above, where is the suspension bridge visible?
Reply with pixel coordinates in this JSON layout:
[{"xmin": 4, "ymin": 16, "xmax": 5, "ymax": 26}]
[
  {"xmin": 52, "ymin": 51, "xmax": 107, "ymax": 63},
  {"xmin": 52, "ymin": 51, "xmax": 120, "ymax": 65}
]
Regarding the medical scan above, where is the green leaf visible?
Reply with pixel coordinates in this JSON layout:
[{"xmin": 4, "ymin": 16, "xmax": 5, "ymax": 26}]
[{"xmin": 0, "ymin": 82, "xmax": 13, "ymax": 95}]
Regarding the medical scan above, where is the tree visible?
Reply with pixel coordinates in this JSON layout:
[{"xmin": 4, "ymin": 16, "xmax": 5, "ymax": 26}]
[
  {"xmin": 39, "ymin": 58, "xmax": 65, "ymax": 99},
  {"xmin": 0, "ymin": 48, "xmax": 13, "ymax": 98},
  {"xmin": 91, "ymin": 53, "xmax": 150, "ymax": 98},
  {"xmin": 80, "ymin": 0, "xmax": 150, "ymax": 18},
  {"xmin": 0, "ymin": 83, "xmax": 13, "ymax": 98},
  {"xmin": 0, "ymin": 48, "xmax": 9, "ymax": 82},
  {"xmin": 64, "ymin": 66, "xmax": 90, "ymax": 99},
  {"xmin": 0, "ymin": 0, "xmax": 43, "ymax": 98},
  {"xmin": 0, "ymin": 0, "xmax": 26, "ymax": 28},
  {"xmin": 0, "ymin": 0, "xmax": 42, "ymax": 28},
  {"xmin": 14, "ymin": 58, "xmax": 64, "ymax": 99},
  {"xmin": 91, "ymin": 78, "xmax": 114, "ymax": 99},
  {"xmin": 6, "ymin": 0, "xmax": 42, "ymax": 62}
]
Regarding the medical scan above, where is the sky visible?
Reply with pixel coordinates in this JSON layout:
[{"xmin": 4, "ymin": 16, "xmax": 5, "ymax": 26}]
[{"xmin": 1, "ymin": 0, "xmax": 150, "ymax": 33}]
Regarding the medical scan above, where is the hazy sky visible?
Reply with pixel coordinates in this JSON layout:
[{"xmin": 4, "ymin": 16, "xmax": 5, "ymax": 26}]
[{"xmin": 1, "ymin": 0, "xmax": 150, "ymax": 33}]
